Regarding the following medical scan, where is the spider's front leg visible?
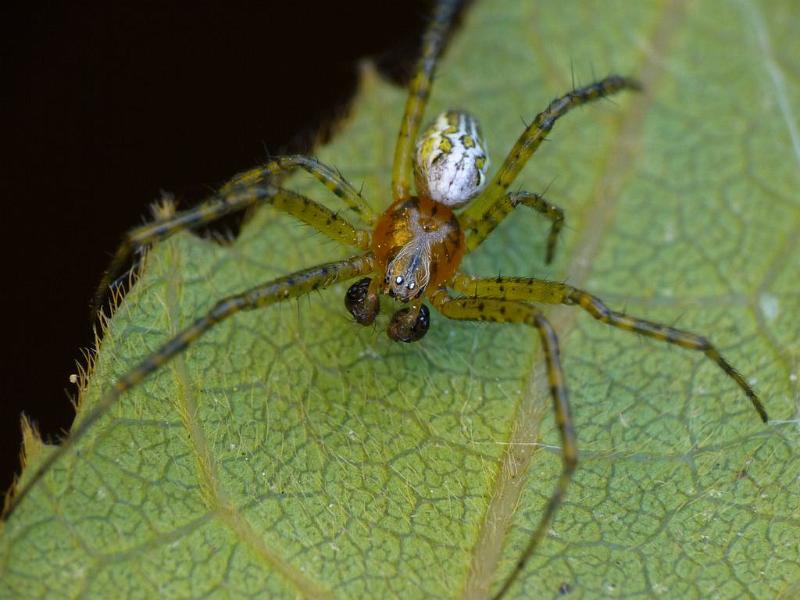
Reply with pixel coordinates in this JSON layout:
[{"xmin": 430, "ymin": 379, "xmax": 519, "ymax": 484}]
[
  {"xmin": 222, "ymin": 154, "xmax": 375, "ymax": 222},
  {"xmin": 450, "ymin": 273, "xmax": 768, "ymax": 422},
  {"xmin": 428, "ymin": 288, "xmax": 575, "ymax": 600},
  {"xmin": 6, "ymin": 253, "xmax": 376, "ymax": 519},
  {"xmin": 94, "ymin": 154, "xmax": 373, "ymax": 310},
  {"xmin": 462, "ymin": 190, "xmax": 565, "ymax": 263},
  {"xmin": 462, "ymin": 75, "xmax": 641, "ymax": 226},
  {"xmin": 391, "ymin": 0, "xmax": 462, "ymax": 200}
]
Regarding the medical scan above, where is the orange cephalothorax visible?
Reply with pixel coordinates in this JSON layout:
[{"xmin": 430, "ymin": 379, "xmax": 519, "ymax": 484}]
[{"xmin": 372, "ymin": 195, "xmax": 465, "ymax": 301}]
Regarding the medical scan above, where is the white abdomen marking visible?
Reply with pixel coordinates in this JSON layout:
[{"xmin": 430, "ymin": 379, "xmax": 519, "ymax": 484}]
[{"xmin": 414, "ymin": 110, "xmax": 489, "ymax": 207}]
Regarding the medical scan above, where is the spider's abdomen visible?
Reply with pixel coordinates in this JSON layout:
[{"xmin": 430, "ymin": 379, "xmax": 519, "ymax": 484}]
[
  {"xmin": 414, "ymin": 110, "xmax": 489, "ymax": 207},
  {"xmin": 372, "ymin": 196, "xmax": 465, "ymax": 301}
]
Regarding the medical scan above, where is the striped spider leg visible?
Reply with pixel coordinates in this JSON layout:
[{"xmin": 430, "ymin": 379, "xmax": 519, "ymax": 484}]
[
  {"xmin": 4, "ymin": 0, "xmax": 768, "ymax": 598},
  {"xmin": 435, "ymin": 273, "xmax": 768, "ymax": 598},
  {"xmin": 391, "ymin": 0, "xmax": 463, "ymax": 201},
  {"xmin": 93, "ymin": 154, "xmax": 376, "ymax": 310},
  {"xmin": 5, "ymin": 162, "xmax": 376, "ymax": 516},
  {"xmin": 460, "ymin": 75, "xmax": 641, "ymax": 263},
  {"xmin": 4, "ymin": 0, "xmax": 466, "ymax": 539},
  {"xmin": 388, "ymin": 16, "xmax": 763, "ymax": 597},
  {"xmin": 416, "ymin": 73, "xmax": 763, "ymax": 597}
]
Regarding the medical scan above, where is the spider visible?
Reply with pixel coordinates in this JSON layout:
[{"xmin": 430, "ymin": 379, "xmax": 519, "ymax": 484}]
[{"xmin": 5, "ymin": 0, "xmax": 768, "ymax": 598}]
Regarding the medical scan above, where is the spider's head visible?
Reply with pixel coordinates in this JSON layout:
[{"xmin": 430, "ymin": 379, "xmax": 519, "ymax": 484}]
[
  {"xmin": 383, "ymin": 246, "xmax": 428, "ymax": 302},
  {"xmin": 344, "ymin": 276, "xmax": 430, "ymax": 343},
  {"xmin": 371, "ymin": 195, "xmax": 465, "ymax": 305}
]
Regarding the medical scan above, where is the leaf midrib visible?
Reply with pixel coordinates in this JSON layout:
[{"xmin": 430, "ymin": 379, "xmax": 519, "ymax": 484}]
[{"xmin": 460, "ymin": 0, "xmax": 685, "ymax": 597}]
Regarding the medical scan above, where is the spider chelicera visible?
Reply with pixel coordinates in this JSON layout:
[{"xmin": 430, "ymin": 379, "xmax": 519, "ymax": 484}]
[{"xmin": 7, "ymin": 0, "xmax": 768, "ymax": 597}]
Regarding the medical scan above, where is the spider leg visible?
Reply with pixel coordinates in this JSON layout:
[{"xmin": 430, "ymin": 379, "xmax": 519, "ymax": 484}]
[
  {"xmin": 462, "ymin": 190, "xmax": 565, "ymax": 263},
  {"xmin": 6, "ymin": 253, "xmax": 375, "ymax": 519},
  {"xmin": 222, "ymin": 154, "xmax": 375, "ymax": 223},
  {"xmin": 428, "ymin": 288, "xmax": 575, "ymax": 600},
  {"xmin": 391, "ymin": 0, "xmax": 462, "ymax": 200},
  {"xmin": 94, "ymin": 184, "xmax": 371, "ymax": 309},
  {"xmin": 449, "ymin": 273, "xmax": 768, "ymax": 422},
  {"xmin": 462, "ymin": 76, "xmax": 641, "ymax": 223}
]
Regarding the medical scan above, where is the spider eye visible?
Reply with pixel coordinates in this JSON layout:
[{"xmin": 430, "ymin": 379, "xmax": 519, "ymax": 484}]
[
  {"xmin": 395, "ymin": 275, "xmax": 404, "ymax": 285},
  {"xmin": 414, "ymin": 110, "xmax": 490, "ymax": 207}
]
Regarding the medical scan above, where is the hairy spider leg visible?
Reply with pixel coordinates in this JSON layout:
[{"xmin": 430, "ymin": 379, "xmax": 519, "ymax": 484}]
[
  {"xmin": 391, "ymin": 0, "xmax": 462, "ymax": 200},
  {"xmin": 6, "ymin": 254, "xmax": 375, "ymax": 518},
  {"xmin": 435, "ymin": 271, "xmax": 766, "ymax": 598},
  {"xmin": 463, "ymin": 191, "xmax": 565, "ymax": 263},
  {"xmin": 221, "ymin": 155, "xmax": 375, "ymax": 222},
  {"xmin": 131, "ymin": 186, "xmax": 370, "ymax": 249},
  {"xmin": 99, "ymin": 185, "xmax": 371, "ymax": 299},
  {"xmin": 449, "ymin": 274, "xmax": 768, "ymax": 421},
  {"xmin": 462, "ymin": 76, "xmax": 642, "ymax": 224},
  {"xmin": 94, "ymin": 154, "xmax": 373, "ymax": 309},
  {"xmin": 427, "ymin": 288, "xmax": 574, "ymax": 600}
]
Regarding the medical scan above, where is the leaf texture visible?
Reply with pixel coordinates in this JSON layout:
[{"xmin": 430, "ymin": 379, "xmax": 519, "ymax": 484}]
[{"xmin": 2, "ymin": 1, "xmax": 799, "ymax": 598}]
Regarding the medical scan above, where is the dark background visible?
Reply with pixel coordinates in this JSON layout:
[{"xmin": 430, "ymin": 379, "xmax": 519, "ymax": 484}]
[{"xmin": 2, "ymin": 1, "xmax": 466, "ymax": 503}]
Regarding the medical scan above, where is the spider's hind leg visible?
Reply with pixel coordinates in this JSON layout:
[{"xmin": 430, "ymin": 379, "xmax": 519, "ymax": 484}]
[
  {"xmin": 462, "ymin": 75, "xmax": 641, "ymax": 226},
  {"xmin": 449, "ymin": 273, "xmax": 768, "ymax": 422},
  {"xmin": 222, "ymin": 154, "xmax": 375, "ymax": 223},
  {"xmin": 428, "ymin": 288, "xmax": 575, "ymax": 600},
  {"xmin": 391, "ymin": 0, "xmax": 462, "ymax": 200},
  {"xmin": 94, "ymin": 170, "xmax": 372, "ymax": 310},
  {"xmin": 566, "ymin": 288, "xmax": 768, "ymax": 422},
  {"xmin": 7, "ymin": 253, "xmax": 376, "ymax": 519},
  {"xmin": 462, "ymin": 190, "xmax": 565, "ymax": 263}
]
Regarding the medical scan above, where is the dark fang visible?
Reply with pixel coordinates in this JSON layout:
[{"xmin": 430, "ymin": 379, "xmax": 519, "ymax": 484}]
[
  {"xmin": 345, "ymin": 278, "xmax": 378, "ymax": 325},
  {"xmin": 387, "ymin": 304, "xmax": 430, "ymax": 343}
]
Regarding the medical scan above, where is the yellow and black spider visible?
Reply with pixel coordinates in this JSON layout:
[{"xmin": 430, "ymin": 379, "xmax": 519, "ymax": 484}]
[{"xmin": 6, "ymin": 1, "xmax": 768, "ymax": 598}]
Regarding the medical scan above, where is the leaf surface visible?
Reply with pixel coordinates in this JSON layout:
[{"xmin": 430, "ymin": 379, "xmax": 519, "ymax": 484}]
[{"xmin": 3, "ymin": 1, "xmax": 799, "ymax": 598}]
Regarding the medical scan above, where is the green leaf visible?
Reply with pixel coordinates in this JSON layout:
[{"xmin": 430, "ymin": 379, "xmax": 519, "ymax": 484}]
[{"xmin": 3, "ymin": 1, "xmax": 799, "ymax": 597}]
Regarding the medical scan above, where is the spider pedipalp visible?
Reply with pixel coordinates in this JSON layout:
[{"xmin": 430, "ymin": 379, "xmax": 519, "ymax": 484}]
[
  {"xmin": 388, "ymin": 303, "xmax": 431, "ymax": 343},
  {"xmin": 345, "ymin": 277, "xmax": 379, "ymax": 325}
]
